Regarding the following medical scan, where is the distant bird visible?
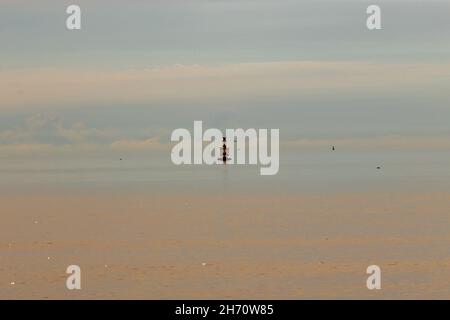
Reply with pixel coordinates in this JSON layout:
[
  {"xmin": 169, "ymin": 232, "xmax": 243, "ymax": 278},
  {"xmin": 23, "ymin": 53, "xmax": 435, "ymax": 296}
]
[
  {"xmin": 332, "ymin": 146, "xmax": 335, "ymax": 151},
  {"xmin": 120, "ymin": 158, "xmax": 123, "ymax": 161},
  {"xmin": 376, "ymin": 166, "xmax": 381, "ymax": 170}
]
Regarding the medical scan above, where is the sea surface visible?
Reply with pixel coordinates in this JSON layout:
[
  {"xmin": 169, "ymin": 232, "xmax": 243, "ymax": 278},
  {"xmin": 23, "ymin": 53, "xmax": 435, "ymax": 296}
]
[{"xmin": 1, "ymin": 149, "xmax": 449, "ymax": 195}]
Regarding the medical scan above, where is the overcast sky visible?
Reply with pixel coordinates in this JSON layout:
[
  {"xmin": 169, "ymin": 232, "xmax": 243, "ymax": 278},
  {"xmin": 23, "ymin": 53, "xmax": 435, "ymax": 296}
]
[{"xmin": 1, "ymin": 0, "xmax": 450, "ymax": 154}]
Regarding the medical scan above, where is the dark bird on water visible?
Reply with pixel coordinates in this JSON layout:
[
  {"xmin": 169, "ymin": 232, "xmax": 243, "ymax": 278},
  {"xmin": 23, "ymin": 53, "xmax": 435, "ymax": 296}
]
[{"xmin": 332, "ymin": 146, "xmax": 335, "ymax": 151}]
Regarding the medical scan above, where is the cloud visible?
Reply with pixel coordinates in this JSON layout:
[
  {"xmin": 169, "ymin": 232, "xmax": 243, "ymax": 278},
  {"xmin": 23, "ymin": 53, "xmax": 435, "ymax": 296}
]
[
  {"xmin": 1, "ymin": 61, "xmax": 449, "ymax": 109},
  {"xmin": 0, "ymin": 142, "xmax": 107, "ymax": 156},
  {"xmin": 0, "ymin": 138, "xmax": 167, "ymax": 157},
  {"xmin": 0, "ymin": 113, "xmax": 117, "ymax": 145},
  {"xmin": 57, "ymin": 122, "xmax": 117, "ymax": 144},
  {"xmin": 110, "ymin": 136, "xmax": 166, "ymax": 151},
  {"xmin": 0, "ymin": 113, "xmax": 167, "ymax": 156},
  {"xmin": 283, "ymin": 135, "xmax": 450, "ymax": 151},
  {"xmin": 0, "ymin": 143, "xmax": 54, "ymax": 155}
]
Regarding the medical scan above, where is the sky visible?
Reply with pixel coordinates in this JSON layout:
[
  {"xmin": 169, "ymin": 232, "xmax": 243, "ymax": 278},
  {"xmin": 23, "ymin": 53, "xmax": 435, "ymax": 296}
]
[{"xmin": 1, "ymin": 0, "xmax": 450, "ymax": 156}]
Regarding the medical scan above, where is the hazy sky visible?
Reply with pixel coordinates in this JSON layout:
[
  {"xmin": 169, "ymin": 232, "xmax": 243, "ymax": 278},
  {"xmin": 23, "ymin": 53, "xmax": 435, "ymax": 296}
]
[{"xmin": 1, "ymin": 0, "xmax": 450, "ymax": 155}]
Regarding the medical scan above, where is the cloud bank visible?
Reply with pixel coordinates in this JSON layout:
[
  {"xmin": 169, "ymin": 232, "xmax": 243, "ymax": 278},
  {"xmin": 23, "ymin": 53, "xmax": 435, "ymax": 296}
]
[{"xmin": 1, "ymin": 61, "xmax": 449, "ymax": 110}]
